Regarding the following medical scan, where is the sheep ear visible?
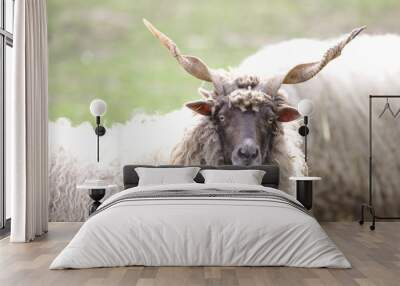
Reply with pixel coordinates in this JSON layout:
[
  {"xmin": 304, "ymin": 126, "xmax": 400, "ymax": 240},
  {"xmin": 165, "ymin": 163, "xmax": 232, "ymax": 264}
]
[
  {"xmin": 186, "ymin": 101, "xmax": 213, "ymax": 116},
  {"xmin": 277, "ymin": 105, "xmax": 300, "ymax": 122}
]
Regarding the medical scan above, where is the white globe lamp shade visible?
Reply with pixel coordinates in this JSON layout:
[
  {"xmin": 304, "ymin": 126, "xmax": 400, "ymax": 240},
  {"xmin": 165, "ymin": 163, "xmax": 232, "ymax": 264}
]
[
  {"xmin": 298, "ymin": 99, "xmax": 314, "ymax": 116},
  {"xmin": 90, "ymin": 99, "xmax": 107, "ymax": 117}
]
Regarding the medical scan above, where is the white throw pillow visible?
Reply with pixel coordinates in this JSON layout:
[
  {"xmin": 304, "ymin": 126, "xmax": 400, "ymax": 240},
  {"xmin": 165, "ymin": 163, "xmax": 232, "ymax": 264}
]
[
  {"xmin": 200, "ymin": 169, "xmax": 266, "ymax": 185},
  {"xmin": 135, "ymin": 167, "xmax": 200, "ymax": 186}
]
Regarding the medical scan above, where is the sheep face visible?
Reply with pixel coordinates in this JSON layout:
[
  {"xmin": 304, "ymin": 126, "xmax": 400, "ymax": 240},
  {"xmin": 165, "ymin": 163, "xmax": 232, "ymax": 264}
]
[
  {"xmin": 215, "ymin": 99, "xmax": 271, "ymax": 166},
  {"xmin": 186, "ymin": 94, "xmax": 300, "ymax": 166}
]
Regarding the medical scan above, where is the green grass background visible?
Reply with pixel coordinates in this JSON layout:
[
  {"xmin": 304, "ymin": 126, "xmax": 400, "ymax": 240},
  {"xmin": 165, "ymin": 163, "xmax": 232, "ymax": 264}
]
[{"xmin": 48, "ymin": 0, "xmax": 400, "ymax": 124}]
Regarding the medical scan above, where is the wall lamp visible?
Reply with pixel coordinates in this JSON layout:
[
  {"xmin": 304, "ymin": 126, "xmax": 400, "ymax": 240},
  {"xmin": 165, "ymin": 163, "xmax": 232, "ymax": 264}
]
[{"xmin": 89, "ymin": 99, "xmax": 107, "ymax": 162}]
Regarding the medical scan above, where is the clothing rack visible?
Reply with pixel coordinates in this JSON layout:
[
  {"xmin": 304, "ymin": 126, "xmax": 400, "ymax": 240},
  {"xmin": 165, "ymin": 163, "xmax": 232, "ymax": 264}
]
[{"xmin": 359, "ymin": 95, "xmax": 400, "ymax": 230}]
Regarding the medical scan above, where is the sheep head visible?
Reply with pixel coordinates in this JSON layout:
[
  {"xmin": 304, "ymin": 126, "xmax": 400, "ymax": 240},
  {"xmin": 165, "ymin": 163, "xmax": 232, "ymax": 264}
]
[
  {"xmin": 143, "ymin": 19, "xmax": 365, "ymax": 166},
  {"xmin": 185, "ymin": 91, "xmax": 299, "ymax": 165}
]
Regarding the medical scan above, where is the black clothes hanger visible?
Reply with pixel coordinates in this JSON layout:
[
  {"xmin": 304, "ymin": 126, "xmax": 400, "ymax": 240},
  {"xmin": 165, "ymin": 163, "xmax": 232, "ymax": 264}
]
[{"xmin": 378, "ymin": 98, "xmax": 398, "ymax": 118}]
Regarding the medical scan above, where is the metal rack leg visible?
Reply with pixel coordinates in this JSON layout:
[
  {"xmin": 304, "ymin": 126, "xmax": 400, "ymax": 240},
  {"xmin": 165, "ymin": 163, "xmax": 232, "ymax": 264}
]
[
  {"xmin": 359, "ymin": 202, "xmax": 400, "ymax": 230},
  {"xmin": 359, "ymin": 203, "xmax": 375, "ymax": 231},
  {"xmin": 369, "ymin": 207, "xmax": 375, "ymax": 231}
]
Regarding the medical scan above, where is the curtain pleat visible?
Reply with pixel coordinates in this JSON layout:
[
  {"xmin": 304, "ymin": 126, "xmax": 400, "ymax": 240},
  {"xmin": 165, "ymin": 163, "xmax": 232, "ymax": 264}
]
[{"xmin": 10, "ymin": 0, "xmax": 49, "ymax": 242}]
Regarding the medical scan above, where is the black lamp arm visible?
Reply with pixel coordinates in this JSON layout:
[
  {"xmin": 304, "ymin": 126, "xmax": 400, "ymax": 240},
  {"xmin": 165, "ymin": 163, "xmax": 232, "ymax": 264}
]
[
  {"xmin": 95, "ymin": 117, "xmax": 106, "ymax": 136},
  {"xmin": 304, "ymin": 116, "xmax": 308, "ymax": 163},
  {"xmin": 298, "ymin": 115, "xmax": 310, "ymax": 163},
  {"xmin": 94, "ymin": 116, "xmax": 106, "ymax": 162}
]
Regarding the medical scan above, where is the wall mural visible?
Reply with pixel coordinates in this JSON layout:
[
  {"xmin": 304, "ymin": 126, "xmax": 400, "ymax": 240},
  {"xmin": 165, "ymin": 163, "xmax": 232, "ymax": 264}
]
[{"xmin": 48, "ymin": 0, "xmax": 400, "ymax": 221}]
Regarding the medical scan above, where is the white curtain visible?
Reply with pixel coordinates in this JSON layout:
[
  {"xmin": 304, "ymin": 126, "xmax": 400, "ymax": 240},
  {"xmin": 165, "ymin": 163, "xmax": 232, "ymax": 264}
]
[{"xmin": 9, "ymin": 0, "xmax": 49, "ymax": 242}]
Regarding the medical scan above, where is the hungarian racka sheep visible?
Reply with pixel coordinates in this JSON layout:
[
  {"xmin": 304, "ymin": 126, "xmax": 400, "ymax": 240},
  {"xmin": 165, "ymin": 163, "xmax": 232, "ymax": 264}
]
[{"xmin": 144, "ymin": 19, "xmax": 365, "ymax": 195}]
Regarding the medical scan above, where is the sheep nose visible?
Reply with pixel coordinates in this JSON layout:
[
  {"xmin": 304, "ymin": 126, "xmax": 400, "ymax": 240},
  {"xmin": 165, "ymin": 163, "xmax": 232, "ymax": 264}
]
[{"xmin": 237, "ymin": 142, "xmax": 259, "ymax": 160}]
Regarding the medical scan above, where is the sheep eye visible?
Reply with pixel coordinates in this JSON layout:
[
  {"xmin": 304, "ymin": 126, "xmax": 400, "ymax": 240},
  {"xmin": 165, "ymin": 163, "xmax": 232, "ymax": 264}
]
[
  {"xmin": 267, "ymin": 118, "xmax": 274, "ymax": 124},
  {"xmin": 219, "ymin": 115, "xmax": 225, "ymax": 122}
]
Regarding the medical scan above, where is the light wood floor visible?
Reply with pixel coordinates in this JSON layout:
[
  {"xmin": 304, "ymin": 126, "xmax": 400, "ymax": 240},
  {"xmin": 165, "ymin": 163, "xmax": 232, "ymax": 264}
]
[{"xmin": 0, "ymin": 222, "xmax": 399, "ymax": 286}]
